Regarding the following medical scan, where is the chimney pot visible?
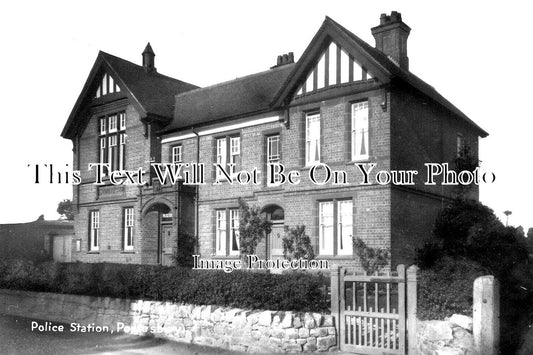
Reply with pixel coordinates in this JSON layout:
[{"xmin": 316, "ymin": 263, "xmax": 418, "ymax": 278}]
[
  {"xmin": 282, "ymin": 54, "xmax": 289, "ymax": 64},
  {"xmin": 288, "ymin": 52, "xmax": 294, "ymax": 63},
  {"xmin": 277, "ymin": 55, "xmax": 282, "ymax": 65}
]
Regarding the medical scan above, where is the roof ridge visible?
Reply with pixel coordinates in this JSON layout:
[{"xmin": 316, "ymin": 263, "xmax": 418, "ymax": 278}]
[
  {"xmin": 175, "ymin": 63, "xmax": 295, "ymax": 98},
  {"xmin": 100, "ymin": 51, "xmax": 199, "ymax": 88}
]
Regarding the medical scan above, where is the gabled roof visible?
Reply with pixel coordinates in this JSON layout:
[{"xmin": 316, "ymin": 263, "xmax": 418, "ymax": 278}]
[
  {"xmin": 161, "ymin": 63, "xmax": 295, "ymax": 133},
  {"xmin": 61, "ymin": 51, "xmax": 198, "ymax": 139},
  {"xmin": 273, "ymin": 16, "xmax": 488, "ymax": 137}
]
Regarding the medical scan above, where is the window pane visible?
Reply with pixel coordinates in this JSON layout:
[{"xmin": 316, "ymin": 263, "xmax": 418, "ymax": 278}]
[
  {"xmin": 267, "ymin": 135, "xmax": 280, "ymax": 162},
  {"xmin": 172, "ymin": 145, "xmax": 182, "ymax": 163},
  {"xmin": 109, "ymin": 115, "xmax": 117, "ymax": 132},
  {"xmin": 216, "ymin": 210, "xmax": 226, "ymax": 255},
  {"xmin": 100, "ymin": 118, "xmax": 106, "ymax": 134},
  {"xmin": 230, "ymin": 209, "xmax": 240, "ymax": 254},
  {"xmin": 306, "ymin": 113, "xmax": 321, "ymax": 165},
  {"xmin": 352, "ymin": 101, "xmax": 369, "ymax": 160},
  {"xmin": 319, "ymin": 202, "xmax": 334, "ymax": 254},
  {"xmin": 337, "ymin": 200, "xmax": 353, "ymax": 255},
  {"xmin": 119, "ymin": 112, "xmax": 126, "ymax": 130}
]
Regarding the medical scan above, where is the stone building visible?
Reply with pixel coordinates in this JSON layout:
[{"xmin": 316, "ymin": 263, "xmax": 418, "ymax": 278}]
[{"xmin": 61, "ymin": 12, "xmax": 487, "ymax": 267}]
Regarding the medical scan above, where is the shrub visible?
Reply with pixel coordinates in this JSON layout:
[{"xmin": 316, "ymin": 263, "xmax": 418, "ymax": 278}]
[
  {"xmin": 282, "ymin": 225, "xmax": 315, "ymax": 260},
  {"xmin": 0, "ymin": 260, "xmax": 329, "ymax": 312},
  {"xmin": 352, "ymin": 237, "xmax": 390, "ymax": 274},
  {"xmin": 238, "ymin": 198, "xmax": 272, "ymax": 257},
  {"xmin": 418, "ymin": 257, "xmax": 487, "ymax": 320}
]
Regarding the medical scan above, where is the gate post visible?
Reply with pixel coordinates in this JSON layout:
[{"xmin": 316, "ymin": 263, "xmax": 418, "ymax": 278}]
[
  {"xmin": 331, "ymin": 265, "xmax": 341, "ymax": 347},
  {"xmin": 406, "ymin": 265, "xmax": 418, "ymax": 355},
  {"xmin": 473, "ymin": 275, "xmax": 499, "ymax": 355}
]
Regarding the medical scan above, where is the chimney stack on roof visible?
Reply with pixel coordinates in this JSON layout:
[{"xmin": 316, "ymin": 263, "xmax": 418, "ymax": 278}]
[
  {"xmin": 272, "ymin": 52, "xmax": 294, "ymax": 69},
  {"xmin": 371, "ymin": 11, "xmax": 411, "ymax": 70},
  {"xmin": 142, "ymin": 42, "xmax": 156, "ymax": 73}
]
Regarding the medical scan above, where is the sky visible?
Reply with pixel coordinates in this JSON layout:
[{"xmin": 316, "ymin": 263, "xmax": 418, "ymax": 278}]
[{"xmin": 0, "ymin": 0, "xmax": 531, "ymax": 232}]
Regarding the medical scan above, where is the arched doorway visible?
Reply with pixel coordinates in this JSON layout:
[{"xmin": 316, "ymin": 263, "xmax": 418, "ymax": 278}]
[
  {"xmin": 142, "ymin": 200, "xmax": 175, "ymax": 266},
  {"xmin": 263, "ymin": 205, "xmax": 285, "ymax": 259}
]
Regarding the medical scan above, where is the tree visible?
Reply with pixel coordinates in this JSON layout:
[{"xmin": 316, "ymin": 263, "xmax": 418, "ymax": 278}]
[
  {"xmin": 238, "ymin": 198, "xmax": 272, "ymax": 257},
  {"xmin": 57, "ymin": 199, "xmax": 74, "ymax": 220}
]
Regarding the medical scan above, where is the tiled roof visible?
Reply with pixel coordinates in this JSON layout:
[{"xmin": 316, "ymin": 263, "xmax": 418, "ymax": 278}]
[
  {"xmin": 161, "ymin": 63, "xmax": 295, "ymax": 133},
  {"xmin": 324, "ymin": 17, "xmax": 488, "ymax": 137},
  {"xmin": 100, "ymin": 52, "xmax": 198, "ymax": 119},
  {"xmin": 61, "ymin": 51, "xmax": 198, "ymax": 139}
]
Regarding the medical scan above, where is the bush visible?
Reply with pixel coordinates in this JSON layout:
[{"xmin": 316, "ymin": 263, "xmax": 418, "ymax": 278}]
[
  {"xmin": 0, "ymin": 260, "xmax": 329, "ymax": 312},
  {"xmin": 417, "ymin": 257, "xmax": 487, "ymax": 320},
  {"xmin": 282, "ymin": 225, "xmax": 315, "ymax": 260}
]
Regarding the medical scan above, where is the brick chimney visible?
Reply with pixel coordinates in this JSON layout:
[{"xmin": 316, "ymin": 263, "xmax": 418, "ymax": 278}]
[
  {"xmin": 371, "ymin": 11, "xmax": 411, "ymax": 70},
  {"xmin": 142, "ymin": 42, "xmax": 156, "ymax": 73},
  {"xmin": 271, "ymin": 52, "xmax": 294, "ymax": 69}
]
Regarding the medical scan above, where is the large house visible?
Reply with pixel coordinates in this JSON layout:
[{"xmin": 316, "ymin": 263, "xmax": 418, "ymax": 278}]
[{"xmin": 61, "ymin": 12, "xmax": 487, "ymax": 268}]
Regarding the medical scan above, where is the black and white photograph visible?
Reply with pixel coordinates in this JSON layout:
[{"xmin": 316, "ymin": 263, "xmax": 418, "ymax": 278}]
[{"xmin": 0, "ymin": 1, "xmax": 532, "ymax": 354}]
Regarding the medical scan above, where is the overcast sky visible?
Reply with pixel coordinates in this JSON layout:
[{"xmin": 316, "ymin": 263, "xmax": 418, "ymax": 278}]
[{"xmin": 0, "ymin": 0, "xmax": 531, "ymax": 232}]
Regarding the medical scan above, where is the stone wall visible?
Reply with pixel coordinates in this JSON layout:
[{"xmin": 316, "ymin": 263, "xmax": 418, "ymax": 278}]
[
  {"xmin": 417, "ymin": 314, "xmax": 474, "ymax": 355},
  {"xmin": 0, "ymin": 289, "xmax": 336, "ymax": 353}
]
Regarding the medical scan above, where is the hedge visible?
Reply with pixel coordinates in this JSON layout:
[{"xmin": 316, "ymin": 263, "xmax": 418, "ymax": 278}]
[
  {"xmin": 0, "ymin": 260, "xmax": 329, "ymax": 312},
  {"xmin": 417, "ymin": 256, "xmax": 487, "ymax": 320}
]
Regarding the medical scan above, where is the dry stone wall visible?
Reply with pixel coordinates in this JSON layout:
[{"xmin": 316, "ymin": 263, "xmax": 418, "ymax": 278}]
[
  {"xmin": 417, "ymin": 315, "xmax": 474, "ymax": 355},
  {"xmin": 0, "ymin": 289, "xmax": 336, "ymax": 353}
]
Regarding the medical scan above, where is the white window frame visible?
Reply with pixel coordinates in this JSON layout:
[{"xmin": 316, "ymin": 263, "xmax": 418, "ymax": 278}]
[
  {"xmin": 319, "ymin": 201, "xmax": 334, "ymax": 255},
  {"xmin": 119, "ymin": 133, "xmax": 126, "ymax": 170},
  {"xmin": 215, "ymin": 135, "xmax": 240, "ymax": 180},
  {"xmin": 100, "ymin": 118, "xmax": 106, "ymax": 134},
  {"xmin": 215, "ymin": 210, "xmax": 227, "ymax": 256},
  {"xmin": 124, "ymin": 207, "xmax": 134, "ymax": 251},
  {"xmin": 229, "ymin": 137, "xmax": 240, "ymax": 176},
  {"xmin": 99, "ymin": 111, "xmax": 126, "ymax": 174},
  {"xmin": 319, "ymin": 200, "xmax": 353, "ymax": 256},
  {"xmin": 306, "ymin": 112, "xmax": 321, "ymax": 166},
  {"xmin": 215, "ymin": 209, "xmax": 240, "ymax": 256},
  {"xmin": 216, "ymin": 138, "xmax": 227, "ymax": 180},
  {"xmin": 229, "ymin": 209, "xmax": 240, "ymax": 255},
  {"xmin": 172, "ymin": 145, "xmax": 183, "ymax": 163},
  {"xmin": 267, "ymin": 134, "xmax": 281, "ymax": 185},
  {"xmin": 90, "ymin": 211, "xmax": 99, "ymax": 251},
  {"xmin": 108, "ymin": 114, "xmax": 117, "ymax": 133},
  {"xmin": 337, "ymin": 200, "xmax": 353, "ymax": 256},
  {"xmin": 119, "ymin": 112, "xmax": 126, "ymax": 130},
  {"xmin": 351, "ymin": 101, "xmax": 369, "ymax": 161}
]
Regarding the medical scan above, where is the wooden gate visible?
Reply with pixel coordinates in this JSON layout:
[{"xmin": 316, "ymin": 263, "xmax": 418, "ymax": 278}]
[{"xmin": 331, "ymin": 264, "xmax": 417, "ymax": 354}]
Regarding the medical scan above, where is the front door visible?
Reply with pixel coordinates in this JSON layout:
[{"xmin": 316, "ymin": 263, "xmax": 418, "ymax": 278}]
[
  {"xmin": 161, "ymin": 225, "xmax": 173, "ymax": 266},
  {"xmin": 269, "ymin": 223, "xmax": 285, "ymax": 258}
]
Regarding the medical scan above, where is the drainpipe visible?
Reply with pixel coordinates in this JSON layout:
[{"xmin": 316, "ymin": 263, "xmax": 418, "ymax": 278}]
[{"xmin": 192, "ymin": 127, "xmax": 200, "ymax": 254}]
